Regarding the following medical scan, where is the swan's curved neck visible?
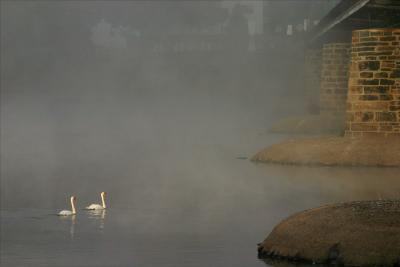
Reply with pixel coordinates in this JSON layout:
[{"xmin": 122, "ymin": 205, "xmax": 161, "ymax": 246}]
[
  {"xmin": 70, "ymin": 198, "xmax": 76, "ymax": 214},
  {"xmin": 101, "ymin": 194, "xmax": 106, "ymax": 209}
]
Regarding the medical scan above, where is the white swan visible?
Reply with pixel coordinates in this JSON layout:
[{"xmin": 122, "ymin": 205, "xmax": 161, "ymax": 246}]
[
  {"xmin": 58, "ymin": 196, "xmax": 77, "ymax": 216},
  {"xmin": 86, "ymin": 192, "xmax": 107, "ymax": 210}
]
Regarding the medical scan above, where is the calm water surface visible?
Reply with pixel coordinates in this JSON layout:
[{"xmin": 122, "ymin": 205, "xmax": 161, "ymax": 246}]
[{"xmin": 2, "ymin": 132, "xmax": 400, "ymax": 267}]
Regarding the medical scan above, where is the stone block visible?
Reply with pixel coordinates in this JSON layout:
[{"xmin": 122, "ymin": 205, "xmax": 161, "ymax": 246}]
[
  {"xmin": 349, "ymin": 86, "xmax": 363, "ymax": 93},
  {"xmin": 359, "ymin": 95, "xmax": 379, "ymax": 101},
  {"xmin": 350, "ymin": 123, "xmax": 378, "ymax": 131},
  {"xmin": 354, "ymin": 111, "xmax": 374, "ymax": 122},
  {"xmin": 374, "ymin": 72, "xmax": 388, "ymax": 78},
  {"xmin": 376, "ymin": 112, "xmax": 397, "ymax": 122},
  {"xmin": 358, "ymin": 79, "xmax": 380, "ymax": 85},
  {"xmin": 380, "ymin": 79, "xmax": 396, "ymax": 85},
  {"xmin": 390, "ymin": 70, "xmax": 400, "ymax": 78},
  {"xmin": 380, "ymin": 36, "xmax": 396, "ymax": 42},
  {"xmin": 363, "ymin": 86, "xmax": 389, "ymax": 94},
  {"xmin": 353, "ymin": 101, "xmax": 389, "ymax": 110},
  {"xmin": 360, "ymin": 72, "xmax": 373, "ymax": 78},
  {"xmin": 358, "ymin": 61, "xmax": 380, "ymax": 71}
]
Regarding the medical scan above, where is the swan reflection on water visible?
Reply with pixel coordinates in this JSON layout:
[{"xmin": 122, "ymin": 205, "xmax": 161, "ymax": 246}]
[
  {"xmin": 57, "ymin": 209, "xmax": 106, "ymax": 239},
  {"xmin": 87, "ymin": 209, "xmax": 107, "ymax": 231},
  {"xmin": 58, "ymin": 214, "xmax": 76, "ymax": 239}
]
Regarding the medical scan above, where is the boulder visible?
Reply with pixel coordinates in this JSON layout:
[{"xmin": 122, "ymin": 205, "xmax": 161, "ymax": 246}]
[{"xmin": 258, "ymin": 200, "xmax": 400, "ymax": 266}]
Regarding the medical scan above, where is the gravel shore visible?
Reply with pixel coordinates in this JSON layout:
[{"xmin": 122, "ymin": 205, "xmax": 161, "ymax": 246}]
[
  {"xmin": 252, "ymin": 136, "xmax": 400, "ymax": 167},
  {"xmin": 257, "ymin": 200, "xmax": 400, "ymax": 266}
]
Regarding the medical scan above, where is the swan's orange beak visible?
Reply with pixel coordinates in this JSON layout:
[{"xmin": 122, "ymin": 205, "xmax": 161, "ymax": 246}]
[{"xmin": 101, "ymin": 192, "xmax": 107, "ymax": 196}]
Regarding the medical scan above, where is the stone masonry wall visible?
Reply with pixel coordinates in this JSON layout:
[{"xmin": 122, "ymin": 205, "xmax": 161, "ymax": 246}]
[
  {"xmin": 320, "ymin": 43, "xmax": 351, "ymax": 116},
  {"xmin": 345, "ymin": 28, "xmax": 400, "ymax": 137},
  {"xmin": 305, "ymin": 49, "xmax": 322, "ymax": 114}
]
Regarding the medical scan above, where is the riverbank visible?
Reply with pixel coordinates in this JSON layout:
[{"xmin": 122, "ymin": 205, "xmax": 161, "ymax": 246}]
[
  {"xmin": 257, "ymin": 200, "xmax": 400, "ymax": 266},
  {"xmin": 269, "ymin": 114, "xmax": 344, "ymax": 135},
  {"xmin": 252, "ymin": 136, "xmax": 400, "ymax": 167}
]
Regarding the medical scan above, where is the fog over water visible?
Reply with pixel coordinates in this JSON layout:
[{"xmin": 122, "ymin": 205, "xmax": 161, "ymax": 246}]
[
  {"xmin": 1, "ymin": 0, "xmax": 306, "ymax": 209},
  {"xmin": 1, "ymin": 1, "xmax": 400, "ymax": 266}
]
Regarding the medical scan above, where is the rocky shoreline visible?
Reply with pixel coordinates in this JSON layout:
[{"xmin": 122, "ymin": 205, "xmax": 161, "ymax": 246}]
[
  {"xmin": 257, "ymin": 200, "xmax": 400, "ymax": 267},
  {"xmin": 252, "ymin": 136, "xmax": 400, "ymax": 167}
]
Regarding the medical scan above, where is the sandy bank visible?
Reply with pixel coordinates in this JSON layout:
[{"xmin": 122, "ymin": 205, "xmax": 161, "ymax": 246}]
[
  {"xmin": 257, "ymin": 200, "xmax": 400, "ymax": 266},
  {"xmin": 252, "ymin": 136, "xmax": 400, "ymax": 167}
]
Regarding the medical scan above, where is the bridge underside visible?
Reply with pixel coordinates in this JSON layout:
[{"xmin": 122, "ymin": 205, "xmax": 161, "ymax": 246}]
[{"xmin": 304, "ymin": 0, "xmax": 400, "ymax": 137}]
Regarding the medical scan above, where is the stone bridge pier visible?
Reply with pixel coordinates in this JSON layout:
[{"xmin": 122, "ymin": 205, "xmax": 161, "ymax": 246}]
[
  {"xmin": 302, "ymin": 42, "xmax": 351, "ymax": 134},
  {"xmin": 319, "ymin": 43, "xmax": 351, "ymax": 117},
  {"xmin": 255, "ymin": 4, "xmax": 400, "ymax": 167},
  {"xmin": 345, "ymin": 28, "xmax": 400, "ymax": 137},
  {"xmin": 304, "ymin": 49, "xmax": 322, "ymax": 113},
  {"xmin": 304, "ymin": 43, "xmax": 351, "ymax": 119}
]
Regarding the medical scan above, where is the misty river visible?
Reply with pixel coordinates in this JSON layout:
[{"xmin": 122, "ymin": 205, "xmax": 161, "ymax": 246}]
[
  {"xmin": 2, "ymin": 127, "xmax": 400, "ymax": 266},
  {"xmin": 2, "ymin": 1, "xmax": 400, "ymax": 266},
  {"xmin": 2, "ymin": 51, "xmax": 400, "ymax": 267}
]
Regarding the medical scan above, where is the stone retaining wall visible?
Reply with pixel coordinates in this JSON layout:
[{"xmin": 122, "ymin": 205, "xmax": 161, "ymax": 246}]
[{"xmin": 345, "ymin": 28, "xmax": 400, "ymax": 137}]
